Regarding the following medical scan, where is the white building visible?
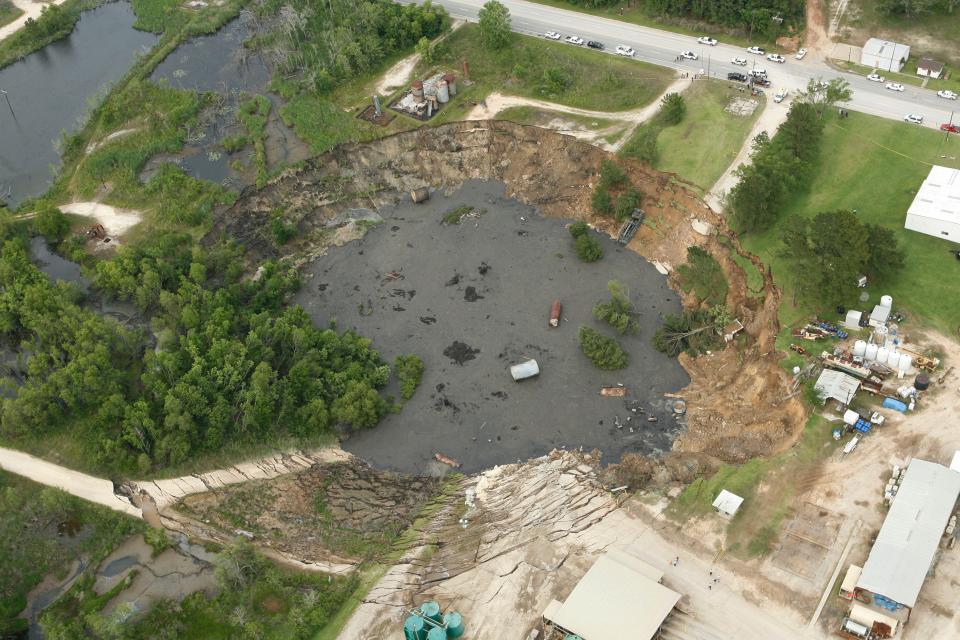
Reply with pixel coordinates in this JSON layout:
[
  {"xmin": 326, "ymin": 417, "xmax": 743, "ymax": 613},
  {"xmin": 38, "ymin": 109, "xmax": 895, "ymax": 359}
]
[
  {"xmin": 712, "ymin": 489, "xmax": 744, "ymax": 517},
  {"xmin": 905, "ymin": 165, "xmax": 960, "ymax": 243},
  {"xmin": 916, "ymin": 57, "xmax": 944, "ymax": 79},
  {"xmin": 861, "ymin": 38, "xmax": 911, "ymax": 72}
]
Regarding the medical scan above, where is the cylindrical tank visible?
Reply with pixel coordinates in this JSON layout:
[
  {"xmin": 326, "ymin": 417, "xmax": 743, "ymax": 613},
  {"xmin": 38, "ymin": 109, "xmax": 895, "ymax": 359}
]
[
  {"xmin": 883, "ymin": 397, "xmax": 908, "ymax": 412},
  {"xmin": 898, "ymin": 354, "xmax": 912, "ymax": 372},
  {"xmin": 404, "ymin": 615, "xmax": 427, "ymax": 640},
  {"xmin": 411, "ymin": 80, "xmax": 424, "ymax": 98},
  {"xmin": 443, "ymin": 612, "xmax": 464, "ymax": 639},
  {"xmin": 442, "ymin": 73, "xmax": 457, "ymax": 96},
  {"xmin": 914, "ymin": 373, "xmax": 930, "ymax": 390},
  {"xmin": 880, "ymin": 294, "xmax": 893, "ymax": 308},
  {"xmin": 426, "ymin": 627, "xmax": 447, "ymax": 640},
  {"xmin": 877, "ymin": 347, "xmax": 889, "ymax": 364},
  {"xmin": 865, "ymin": 343, "xmax": 879, "ymax": 361},
  {"xmin": 437, "ymin": 80, "xmax": 450, "ymax": 103},
  {"xmin": 410, "ymin": 187, "xmax": 430, "ymax": 203},
  {"xmin": 420, "ymin": 602, "xmax": 442, "ymax": 624},
  {"xmin": 423, "ymin": 82, "xmax": 437, "ymax": 98},
  {"xmin": 873, "ymin": 325, "xmax": 888, "ymax": 346},
  {"xmin": 887, "ymin": 351, "xmax": 900, "ymax": 368},
  {"xmin": 853, "ymin": 340, "xmax": 867, "ymax": 357}
]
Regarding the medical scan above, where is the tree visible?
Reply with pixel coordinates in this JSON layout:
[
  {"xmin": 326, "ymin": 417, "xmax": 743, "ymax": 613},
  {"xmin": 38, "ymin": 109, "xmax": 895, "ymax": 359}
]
[
  {"xmin": 598, "ymin": 159, "xmax": 628, "ymax": 189},
  {"xmin": 800, "ymin": 77, "xmax": 852, "ymax": 118},
  {"xmin": 676, "ymin": 246, "xmax": 728, "ymax": 305},
  {"xmin": 613, "ymin": 187, "xmax": 642, "ymax": 221},
  {"xmin": 864, "ymin": 224, "xmax": 905, "ymax": 280},
  {"xmin": 575, "ymin": 234, "xmax": 603, "ymax": 262},
  {"xmin": 568, "ymin": 221, "xmax": 589, "ymax": 238},
  {"xmin": 593, "ymin": 280, "xmax": 639, "ymax": 334},
  {"xmin": 35, "ymin": 204, "xmax": 71, "ymax": 244},
  {"xmin": 658, "ymin": 93, "xmax": 686, "ymax": 126},
  {"xmin": 415, "ymin": 36, "xmax": 435, "ymax": 65},
  {"xmin": 478, "ymin": 0, "xmax": 511, "ymax": 49},
  {"xmin": 577, "ymin": 326, "xmax": 628, "ymax": 369},
  {"xmin": 652, "ymin": 308, "xmax": 725, "ymax": 357},
  {"xmin": 394, "ymin": 354, "xmax": 425, "ymax": 400},
  {"xmin": 591, "ymin": 187, "xmax": 613, "ymax": 216}
]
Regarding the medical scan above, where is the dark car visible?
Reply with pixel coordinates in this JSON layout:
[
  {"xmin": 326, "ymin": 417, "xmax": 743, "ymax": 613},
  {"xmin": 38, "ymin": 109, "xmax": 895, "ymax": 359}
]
[
  {"xmin": 586, "ymin": 41, "xmax": 605, "ymax": 50},
  {"xmin": 727, "ymin": 72, "xmax": 747, "ymax": 82}
]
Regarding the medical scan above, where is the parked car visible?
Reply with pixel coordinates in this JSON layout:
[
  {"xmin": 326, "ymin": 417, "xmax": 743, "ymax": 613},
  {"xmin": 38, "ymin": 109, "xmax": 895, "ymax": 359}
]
[
  {"xmin": 885, "ymin": 82, "xmax": 905, "ymax": 92},
  {"xmin": 615, "ymin": 45, "xmax": 635, "ymax": 57},
  {"xmin": 937, "ymin": 89, "xmax": 959, "ymax": 100},
  {"xmin": 544, "ymin": 31, "xmax": 561, "ymax": 40},
  {"xmin": 697, "ymin": 36, "xmax": 717, "ymax": 46},
  {"xmin": 753, "ymin": 77, "xmax": 772, "ymax": 88},
  {"xmin": 941, "ymin": 123, "xmax": 960, "ymax": 133},
  {"xmin": 565, "ymin": 35, "xmax": 584, "ymax": 45},
  {"xmin": 750, "ymin": 68, "xmax": 768, "ymax": 78},
  {"xmin": 727, "ymin": 72, "xmax": 748, "ymax": 82},
  {"xmin": 680, "ymin": 50, "xmax": 698, "ymax": 60},
  {"xmin": 586, "ymin": 40, "xmax": 604, "ymax": 50},
  {"xmin": 904, "ymin": 114, "xmax": 924, "ymax": 124},
  {"xmin": 731, "ymin": 57, "xmax": 748, "ymax": 66},
  {"xmin": 866, "ymin": 72, "xmax": 884, "ymax": 82},
  {"xmin": 746, "ymin": 46, "xmax": 765, "ymax": 55},
  {"xmin": 767, "ymin": 53, "xmax": 786, "ymax": 63},
  {"xmin": 795, "ymin": 48, "xmax": 807, "ymax": 60},
  {"xmin": 774, "ymin": 88, "xmax": 788, "ymax": 103}
]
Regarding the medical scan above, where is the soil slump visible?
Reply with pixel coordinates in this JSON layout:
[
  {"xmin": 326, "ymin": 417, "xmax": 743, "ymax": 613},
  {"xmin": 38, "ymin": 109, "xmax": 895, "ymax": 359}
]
[{"xmin": 293, "ymin": 181, "xmax": 689, "ymax": 473}]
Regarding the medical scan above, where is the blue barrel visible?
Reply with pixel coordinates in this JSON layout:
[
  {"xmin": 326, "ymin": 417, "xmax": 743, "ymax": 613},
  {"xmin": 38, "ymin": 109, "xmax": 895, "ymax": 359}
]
[
  {"xmin": 882, "ymin": 397, "xmax": 907, "ymax": 412},
  {"xmin": 404, "ymin": 615, "xmax": 427, "ymax": 640},
  {"xmin": 443, "ymin": 612, "xmax": 464, "ymax": 639},
  {"xmin": 420, "ymin": 601, "xmax": 442, "ymax": 624},
  {"xmin": 426, "ymin": 626, "xmax": 447, "ymax": 640}
]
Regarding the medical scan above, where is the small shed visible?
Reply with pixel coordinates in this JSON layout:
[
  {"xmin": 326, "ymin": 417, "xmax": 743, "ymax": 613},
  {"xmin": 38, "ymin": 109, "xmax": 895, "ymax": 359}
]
[
  {"xmin": 868, "ymin": 304, "xmax": 891, "ymax": 328},
  {"xmin": 712, "ymin": 489, "xmax": 744, "ymax": 517},
  {"xmin": 840, "ymin": 564, "xmax": 862, "ymax": 599},
  {"xmin": 844, "ymin": 310, "xmax": 863, "ymax": 330},
  {"xmin": 916, "ymin": 57, "xmax": 944, "ymax": 79},
  {"xmin": 814, "ymin": 369, "xmax": 861, "ymax": 405}
]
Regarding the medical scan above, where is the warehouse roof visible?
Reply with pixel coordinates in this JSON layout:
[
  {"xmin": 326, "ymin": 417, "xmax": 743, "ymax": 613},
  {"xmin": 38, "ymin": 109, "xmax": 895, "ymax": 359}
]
[
  {"xmin": 907, "ymin": 165, "xmax": 960, "ymax": 225},
  {"xmin": 857, "ymin": 459, "xmax": 960, "ymax": 607},
  {"xmin": 862, "ymin": 38, "xmax": 911, "ymax": 64},
  {"xmin": 543, "ymin": 551, "xmax": 679, "ymax": 639},
  {"xmin": 814, "ymin": 369, "xmax": 860, "ymax": 404}
]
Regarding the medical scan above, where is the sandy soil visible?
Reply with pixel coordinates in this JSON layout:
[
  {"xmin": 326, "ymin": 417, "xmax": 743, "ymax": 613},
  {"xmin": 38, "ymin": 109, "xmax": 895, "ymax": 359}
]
[
  {"xmin": 60, "ymin": 201, "xmax": 142, "ymax": 237},
  {"xmin": 0, "ymin": 446, "xmax": 141, "ymax": 516},
  {"xmin": 375, "ymin": 20, "xmax": 465, "ymax": 96},
  {"xmin": 804, "ymin": 0, "xmax": 832, "ymax": 61},
  {"xmin": 85, "ymin": 128, "xmax": 139, "ymax": 155},
  {"xmin": 0, "ymin": 0, "xmax": 67, "ymax": 43}
]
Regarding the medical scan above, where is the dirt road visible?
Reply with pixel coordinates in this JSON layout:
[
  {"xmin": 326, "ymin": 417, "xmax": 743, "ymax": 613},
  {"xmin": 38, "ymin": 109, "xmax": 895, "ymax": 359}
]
[
  {"xmin": 375, "ymin": 20, "xmax": 465, "ymax": 95},
  {"xmin": 0, "ymin": 0, "xmax": 68, "ymax": 43}
]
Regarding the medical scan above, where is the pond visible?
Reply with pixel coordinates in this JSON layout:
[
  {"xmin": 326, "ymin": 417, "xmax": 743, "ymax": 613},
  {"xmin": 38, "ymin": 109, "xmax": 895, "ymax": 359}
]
[{"xmin": 0, "ymin": 2, "xmax": 158, "ymax": 206}]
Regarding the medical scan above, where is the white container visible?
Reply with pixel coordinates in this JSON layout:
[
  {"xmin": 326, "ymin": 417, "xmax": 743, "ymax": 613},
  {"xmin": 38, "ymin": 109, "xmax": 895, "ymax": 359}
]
[
  {"xmin": 880, "ymin": 294, "xmax": 893, "ymax": 308},
  {"xmin": 853, "ymin": 340, "xmax": 867, "ymax": 357},
  {"xmin": 865, "ymin": 343, "xmax": 879, "ymax": 361},
  {"xmin": 887, "ymin": 351, "xmax": 901, "ymax": 368},
  {"xmin": 437, "ymin": 80, "xmax": 450, "ymax": 103},
  {"xmin": 843, "ymin": 409, "xmax": 860, "ymax": 426},
  {"xmin": 877, "ymin": 347, "xmax": 890, "ymax": 364},
  {"xmin": 510, "ymin": 359, "xmax": 540, "ymax": 381},
  {"xmin": 898, "ymin": 354, "xmax": 912, "ymax": 372}
]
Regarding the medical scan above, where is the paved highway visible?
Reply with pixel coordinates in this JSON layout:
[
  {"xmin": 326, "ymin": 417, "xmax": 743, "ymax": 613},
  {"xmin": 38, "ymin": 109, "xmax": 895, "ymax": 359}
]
[{"xmin": 414, "ymin": 0, "xmax": 959, "ymax": 129}]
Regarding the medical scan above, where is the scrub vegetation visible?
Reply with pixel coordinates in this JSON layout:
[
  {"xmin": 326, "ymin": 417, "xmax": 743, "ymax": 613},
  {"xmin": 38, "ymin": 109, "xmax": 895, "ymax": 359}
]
[
  {"xmin": 676, "ymin": 245, "xmax": 728, "ymax": 306},
  {"xmin": 0, "ymin": 0, "xmax": 22, "ymax": 29}
]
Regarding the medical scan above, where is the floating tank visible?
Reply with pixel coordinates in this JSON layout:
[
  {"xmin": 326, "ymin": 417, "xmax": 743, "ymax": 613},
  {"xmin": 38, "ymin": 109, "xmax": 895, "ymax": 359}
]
[
  {"xmin": 865, "ymin": 343, "xmax": 879, "ymax": 361},
  {"xmin": 898, "ymin": 354, "xmax": 912, "ymax": 372},
  {"xmin": 853, "ymin": 340, "xmax": 867, "ymax": 357},
  {"xmin": 443, "ymin": 612, "xmax": 464, "ymax": 639}
]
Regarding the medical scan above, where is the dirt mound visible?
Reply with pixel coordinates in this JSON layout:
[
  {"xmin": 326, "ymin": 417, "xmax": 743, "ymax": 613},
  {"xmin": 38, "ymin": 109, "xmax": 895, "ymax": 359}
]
[{"xmin": 214, "ymin": 121, "xmax": 806, "ymax": 465}]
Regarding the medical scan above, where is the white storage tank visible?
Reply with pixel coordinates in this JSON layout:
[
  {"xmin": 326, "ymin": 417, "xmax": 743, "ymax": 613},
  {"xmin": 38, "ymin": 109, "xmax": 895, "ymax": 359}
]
[
  {"xmin": 843, "ymin": 409, "xmax": 860, "ymax": 426},
  {"xmin": 880, "ymin": 294, "xmax": 893, "ymax": 308},
  {"xmin": 845, "ymin": 310, "xmax": 862, "ymax": 328},
  {"xmin": 873, "ymin": 325, "xmax": 888, "ymax": 346},
  {"xmin": 865, "ymin": 343, "xmax": 879, "ymax": 361},
  {"xmin": 887, "ymin": 351, "xmax": 901, "ymax": 368},
  {"xmin": 437, "ymin": 80, "xmax": 450, "ymax": 103},
  {"xmin": 898, "ymin": 354, "xmax": 913, "ymax": 372},
  {"xmin": 877, "ymin": 347, "xmax": 889, "ymax": 364},
  {"xmin": 853, "ymin": 340, "xmax": 867, "ymax": 357}
]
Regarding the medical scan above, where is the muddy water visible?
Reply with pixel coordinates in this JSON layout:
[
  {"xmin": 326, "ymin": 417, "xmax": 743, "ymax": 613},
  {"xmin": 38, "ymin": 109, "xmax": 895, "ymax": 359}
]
[
  {"xmin": 0, "ymin": 3, "xmax": 158, "ymax": 206},
  {"xmin": 294, "ymin": 181, "xmax": 691, "ymax": 474}
]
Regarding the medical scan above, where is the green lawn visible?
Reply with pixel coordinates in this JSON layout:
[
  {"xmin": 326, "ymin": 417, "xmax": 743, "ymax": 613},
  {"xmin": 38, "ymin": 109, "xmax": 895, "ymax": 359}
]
[
  {"xmin": 834, "ymin": 59, "xmax": 960, "ymax": 95},
  {"xmin": 421, "ymin": 25, "xmax": 675, "ymax": 113},
  {"xmin": 497, "ymin": 105, "xmax": 617, "ymax": 130},
  {"xmin": 839, "ymin": 0, "xmax": 960, "ymax": 67},
  {"xmin": 740, "ymin": 110, "xmax": 960, "ymax": 334},
  {"xmin": 0, "ymin": 0, "xmax": 23, "ymax": 29},
  {"xmin": 652, "ymin": 80, "xmax": 764, "ymax": 190}
]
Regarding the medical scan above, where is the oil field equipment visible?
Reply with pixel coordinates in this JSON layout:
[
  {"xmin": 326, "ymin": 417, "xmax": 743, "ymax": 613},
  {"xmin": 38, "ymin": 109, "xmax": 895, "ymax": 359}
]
[{"xmin": 403, "ymin": 601, "xmax": 466, "ymax": 639}]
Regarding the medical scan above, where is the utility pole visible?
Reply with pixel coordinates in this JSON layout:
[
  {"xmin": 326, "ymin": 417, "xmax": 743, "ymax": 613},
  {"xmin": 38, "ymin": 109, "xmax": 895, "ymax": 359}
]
[{"xmin": 0, "ymin": 89, "xmax": 13, "ymax": 119}]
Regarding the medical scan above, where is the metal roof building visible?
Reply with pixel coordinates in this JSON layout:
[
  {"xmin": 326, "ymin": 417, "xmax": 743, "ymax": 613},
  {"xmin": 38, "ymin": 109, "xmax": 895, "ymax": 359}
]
[
  {"xmin": 905, "ymin": 166, "xmax": 960, "ymax": 244},
  {"xmin": 713, "ymin": 489, "xmax": 744, "ymax": 517},
  {"xmin": 543, "ymin": 549, "xmax": 680, "ymax": 639},
  {"xmin": 861, "ymin": 38, "xmax": 911, "ymax": 72},
  {"xmin": 814, "ymin": 369, "xmax": 860, "ymax": 405},
  {"xmin": 856, "ymin": 459, "xmax": 960, "ymax": 608}
]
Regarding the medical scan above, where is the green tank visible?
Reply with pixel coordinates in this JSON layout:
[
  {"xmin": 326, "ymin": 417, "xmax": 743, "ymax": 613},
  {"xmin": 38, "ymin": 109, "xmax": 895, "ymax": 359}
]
[
  {"xmin": 426, "ymin": 626, "xmax": 447, "ymax": 640},
  {"xmin": 403, "ymin": 615, "xmax": 426, "ymax": 640},
  {"xmin": 419, "ymin": 601, "xmax": 442, "ymax": 624},
  {"xmin": 443, "ymin": 612, "xmax": 464, "ymax": 639},
  {"xmin": 564, "ymin": 636, "xmax": 584, "ymax": 640}
]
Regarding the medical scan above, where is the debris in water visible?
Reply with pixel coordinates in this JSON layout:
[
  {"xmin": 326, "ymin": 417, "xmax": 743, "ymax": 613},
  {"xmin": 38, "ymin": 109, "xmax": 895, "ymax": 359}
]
[
  {"xmin": 478, "ymin": 262, "xmax": 491, "ymax": 275},
  {"xmin": 419, "ymin": 316, "xmax": 437, "ymax": 325},
  {"xmin": 443, "ymin": 341, "xmax": 480, "ymax": 365},
  {"xmin": 464, "ymin": 286, "xmax": 484, "ymax": 302},
  {"xmin": 446, "ymin": 273, "xmax": 461, "ymax": 286}
]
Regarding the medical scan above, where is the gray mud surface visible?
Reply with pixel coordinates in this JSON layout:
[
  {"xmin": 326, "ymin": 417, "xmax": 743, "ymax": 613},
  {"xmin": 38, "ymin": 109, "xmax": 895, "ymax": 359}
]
[{"xmin": 294, "ymin": 181, "xmax": 689, "ymax": 474}]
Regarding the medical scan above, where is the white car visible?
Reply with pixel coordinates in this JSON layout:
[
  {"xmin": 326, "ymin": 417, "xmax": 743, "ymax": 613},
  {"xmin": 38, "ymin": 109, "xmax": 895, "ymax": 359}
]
[
  {"xmin": 767, "ymin": 53, "xmax": 786, "ymax": 63},
  {"xmin": 904, "ymin": 114, "xmax": 924, "ymax": 125},
  {"xmin": 750, "ymin": 68, "xmax": 768, "ymax": 78},
  {"xmin": 731, "ymin": 57, "xmax": 748, "ymax": 66},
  {"xmin": 885, "ymin": 82, "xmax": 905, "ymax": 92},
  {"xmin": 795, "ymin": 48, "xmax": 807, "ymax": 60},
  {"xmin": 746, "ymin": 46, "xmax": 765, "ymax": 55},
  {"xmin": 615, "ymin": 45, "xmax": 635, "ymax": 57},
  {"xmin": 680, "ymin": 50, "xmax": 698, "ymax": 60},
  {"xmin": 866, "ymin": 72, "xmax": 885, "ymax": 82},
  {"xmin": 564, "ymin": 35, "xmax": 584, "ymax": 45},
  {"xmin": 774, "ymin": 88, "xmax": 788, "ymax": 103},
  {"xmin": 697, "ymin": 36, "xmax": 718, "ymax": 46},
  {"xmin": 937, "ymin": 89, "xmax": 958, "ymax": 100},
  {"xmin": 544, "ymin": 31, "xmax": 561, "ymax": 40}
]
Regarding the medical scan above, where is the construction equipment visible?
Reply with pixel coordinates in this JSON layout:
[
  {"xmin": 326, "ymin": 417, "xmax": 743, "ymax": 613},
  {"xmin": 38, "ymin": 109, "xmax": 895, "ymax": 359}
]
[{"xmin": 617, "ymin": 209, "xmax": 644, "ymax": 245}]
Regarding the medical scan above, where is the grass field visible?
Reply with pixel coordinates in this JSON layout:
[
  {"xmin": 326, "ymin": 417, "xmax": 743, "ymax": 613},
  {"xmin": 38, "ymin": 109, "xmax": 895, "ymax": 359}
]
[
  {"xmin": 839, "ymin": 0, "xmax": 960, "ymax": 67},
  {"xmin": 834, "ymin": 59, "xmax": 960, "ymax": 95},
  {"xmin": 740, "ymin": 110, "xmax": 960, "ymax": 334},
  {"xmin": 668, "ymin": 415, "xmax": 836, "ymax": 557},
  {"xmin": 652, "ymin": 80, "xmax": 764, "ymax": 190},
  {"xmin": 421, "ymin": 25, "xmax": 675, "ymax": 113},
  {"xmin": 0, "ymin": 0, "xmax": 23, "ymax": 29}
]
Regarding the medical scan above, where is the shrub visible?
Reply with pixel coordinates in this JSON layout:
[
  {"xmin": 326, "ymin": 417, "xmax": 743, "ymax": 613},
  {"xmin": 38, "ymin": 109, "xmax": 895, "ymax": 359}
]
[
  {"xmin": 578, "ymin": 326, "xmax": 628, "ymax": 370},
  {"xmin": 593, "ymin": 280, "xmax": 638, "ymax": 334},
  {"xmin": 394, "ymin": 354, "xmax": 425, "ymax": 400},
  {"xmin": 542, "ymin": 67, "xmax": 573, "ymax": 94},
  {"xmin": 591, "ymin": 187, "xmax": 613, "ymax": 216},
  {"xmin": 598, "ymin": 159, "xmax": 628, "ymax": 189},
  {"xmin": 568, "ymin": 221, "xmax": 589, "ymax": 238},
  {"xmin": 34, "ymin": 204, "xmax": 70, "ymax": 244},
  {"xmin": 220, "ymin": 134, "xmax": 248, "ymax": 153},
  {"xmin": 270, "ymin": 218, "xmax": 296, "ymax": 246},
  {"xmin": 575, "ymin": 234, "xmax": 603, "ymax": 262},
  {"xmin": 658, "ymin": 92, "xmax": 686, "ymax": 126},
  {"xmin": 614, "ymin": 187, "xmax": 642, "ymax": 221}
]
